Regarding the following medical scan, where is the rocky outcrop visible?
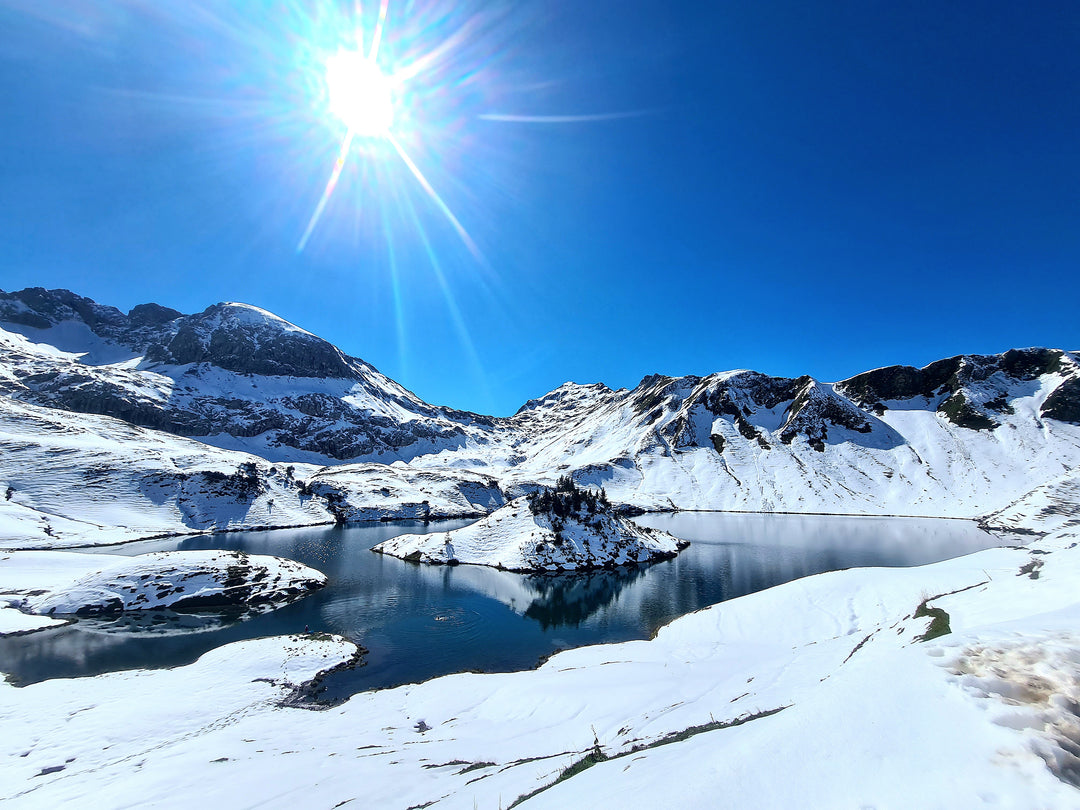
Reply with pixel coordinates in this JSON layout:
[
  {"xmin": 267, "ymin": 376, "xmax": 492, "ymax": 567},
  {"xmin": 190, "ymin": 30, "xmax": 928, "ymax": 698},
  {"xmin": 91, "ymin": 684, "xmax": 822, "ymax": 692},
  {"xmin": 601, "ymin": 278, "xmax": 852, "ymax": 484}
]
[
  {"xmin": 837, "ymin": 348, "xmax": 1076, "ymax": 429},
  {"xmin": 10, "ymin": 550, "xmax": 326, "ymax": 617},
  {"xmin": 1042, "ymin": 375, "xmax": 1080, "ymax": 424}
]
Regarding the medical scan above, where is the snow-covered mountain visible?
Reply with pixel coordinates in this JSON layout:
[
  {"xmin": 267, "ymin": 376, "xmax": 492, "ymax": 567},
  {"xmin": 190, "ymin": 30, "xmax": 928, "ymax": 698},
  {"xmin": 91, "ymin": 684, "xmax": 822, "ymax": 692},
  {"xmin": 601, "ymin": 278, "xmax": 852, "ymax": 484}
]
[
  {"xmin": 0, "ymin": 288, "xmax": 493, "ymax": 463},
  {"xmin": 2, "ymin": 286, "xmax": 1078, "ymax": 546},
  {"xmin": 480, "ymin": 352, "xmax": 1080, "ymax": 516}
]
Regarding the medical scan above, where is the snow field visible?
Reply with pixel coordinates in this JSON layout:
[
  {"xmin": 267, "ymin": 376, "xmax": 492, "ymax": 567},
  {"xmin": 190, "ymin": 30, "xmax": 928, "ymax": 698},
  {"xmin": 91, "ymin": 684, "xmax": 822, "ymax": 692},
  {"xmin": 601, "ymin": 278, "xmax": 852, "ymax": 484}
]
[{"xmin": 4, "ymin": 523, "xmax": 1080, "ymax": 807}]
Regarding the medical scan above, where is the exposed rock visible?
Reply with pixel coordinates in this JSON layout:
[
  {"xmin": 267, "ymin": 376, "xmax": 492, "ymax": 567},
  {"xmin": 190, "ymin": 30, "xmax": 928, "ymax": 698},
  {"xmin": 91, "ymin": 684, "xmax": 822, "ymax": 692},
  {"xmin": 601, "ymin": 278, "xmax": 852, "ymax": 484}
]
[
  {"xmin": 838, "ymin": 348, "xmax": 1075, "ymax": 431},
  {"xmin": 12, "ymin": 550, "xmax": 326, "ymax": 616},
  {"xmin": 1042, "ymin": 376, "xmax": 1080, "ymax": 424}
]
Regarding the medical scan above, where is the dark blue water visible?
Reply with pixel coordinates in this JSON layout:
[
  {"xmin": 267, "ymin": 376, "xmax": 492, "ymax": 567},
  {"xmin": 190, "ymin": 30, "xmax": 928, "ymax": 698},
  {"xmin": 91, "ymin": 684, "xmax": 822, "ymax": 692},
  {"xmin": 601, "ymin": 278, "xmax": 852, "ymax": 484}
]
[{"xmin": 0, "ymin": 513, "xmax": 1005, "ymax": 697}]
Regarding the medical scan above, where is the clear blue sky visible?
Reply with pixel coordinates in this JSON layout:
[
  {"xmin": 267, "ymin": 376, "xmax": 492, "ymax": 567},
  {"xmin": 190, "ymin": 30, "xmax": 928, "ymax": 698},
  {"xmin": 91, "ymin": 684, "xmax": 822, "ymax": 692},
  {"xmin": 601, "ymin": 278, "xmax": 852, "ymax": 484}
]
[{"xmin": 1, "ymin": 1, "xmax": 1077, "ymax": 415}]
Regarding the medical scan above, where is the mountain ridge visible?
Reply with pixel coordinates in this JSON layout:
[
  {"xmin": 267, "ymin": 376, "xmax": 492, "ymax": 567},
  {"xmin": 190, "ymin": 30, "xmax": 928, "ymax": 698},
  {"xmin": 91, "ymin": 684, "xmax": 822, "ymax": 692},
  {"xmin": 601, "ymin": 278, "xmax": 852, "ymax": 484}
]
[{"xmin": 1, "ymin": 286, "xmax": 1078, "ymax": 547}]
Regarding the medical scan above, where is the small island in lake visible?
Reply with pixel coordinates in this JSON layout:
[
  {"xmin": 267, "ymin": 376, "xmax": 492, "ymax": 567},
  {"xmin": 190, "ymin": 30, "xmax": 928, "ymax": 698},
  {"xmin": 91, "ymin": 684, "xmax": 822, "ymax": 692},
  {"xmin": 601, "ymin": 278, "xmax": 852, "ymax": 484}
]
[
  {"xmin": 0, "ymin": 549, "xmax": 326, "ymax": 626},
  {"xmin": 372, "ymin": 476, "xmax": 689, "ymax": 572}
]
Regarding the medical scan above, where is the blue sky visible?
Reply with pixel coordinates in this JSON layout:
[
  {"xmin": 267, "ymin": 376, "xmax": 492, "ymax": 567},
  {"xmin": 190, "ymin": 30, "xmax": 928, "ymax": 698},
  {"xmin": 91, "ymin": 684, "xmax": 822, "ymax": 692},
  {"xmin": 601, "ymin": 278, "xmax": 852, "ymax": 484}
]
[{"xmin": 1, "ymin": 1, "xmax": 1077, "ymax": 416}]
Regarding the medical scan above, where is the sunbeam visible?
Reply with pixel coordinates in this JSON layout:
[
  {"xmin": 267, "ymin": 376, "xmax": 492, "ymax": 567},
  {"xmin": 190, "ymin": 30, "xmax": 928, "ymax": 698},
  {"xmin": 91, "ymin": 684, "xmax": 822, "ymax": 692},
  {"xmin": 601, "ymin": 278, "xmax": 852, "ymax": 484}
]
[
  {"xmin": 380, "ymin": 198, "xmax": 410, "ymax": 383},
  {"xmin": 400, "ymin": 190, "xmax": 491, "ymax": 405},
  {"xmin": 478, "ymin": 110, "xmax": 656, "ymax": 123},
  {"xmin": 369, "ymin": 0, "xmax": 390, "ymax": 63},
  {"xmin": 388, "ymin": 134, "xmax": 482, "ymax": 261},
  {"xmin": 297, "ymin": 129, "xmax": 355, "ymax": 252}
]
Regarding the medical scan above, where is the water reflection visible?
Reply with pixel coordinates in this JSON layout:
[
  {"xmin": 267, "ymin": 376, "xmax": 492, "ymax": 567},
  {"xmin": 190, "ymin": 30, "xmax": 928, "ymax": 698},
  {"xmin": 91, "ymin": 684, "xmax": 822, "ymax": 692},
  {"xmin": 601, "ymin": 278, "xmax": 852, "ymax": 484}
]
[
  {"xmin": 79, "ymin": 608, "xmax": 258, "ymax": 637},
  {"xmin": 521, "ymin": 567, "xmax": 647, "ymax": 630},
  {"xmin": 0, "ymin": 513, "xmax": 1009, "ymax": 694}
]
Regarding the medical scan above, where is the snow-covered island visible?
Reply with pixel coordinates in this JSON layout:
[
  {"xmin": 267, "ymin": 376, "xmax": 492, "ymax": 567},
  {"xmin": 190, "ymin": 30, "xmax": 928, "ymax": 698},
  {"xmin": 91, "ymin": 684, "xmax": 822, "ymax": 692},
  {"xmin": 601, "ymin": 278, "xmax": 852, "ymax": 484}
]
[
  {"xmin": 372, "ymin": 478, "xmax": 688, "ymax": 572},
  {"xmin": 0, "ymin": 549, "xmax": 325, "ymax": 629}
]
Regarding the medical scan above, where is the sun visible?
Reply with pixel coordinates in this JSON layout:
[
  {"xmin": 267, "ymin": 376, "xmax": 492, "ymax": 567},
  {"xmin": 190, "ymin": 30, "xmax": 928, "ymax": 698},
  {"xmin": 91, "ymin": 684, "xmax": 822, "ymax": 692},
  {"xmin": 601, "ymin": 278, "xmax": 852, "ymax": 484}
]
[
  {"xmin": 299, "ymin": 9, "xmax": 480, "ymax": 257},
  {"xmin": 325, "ymin": 50, "xmax": 394, "ymax": 137}
]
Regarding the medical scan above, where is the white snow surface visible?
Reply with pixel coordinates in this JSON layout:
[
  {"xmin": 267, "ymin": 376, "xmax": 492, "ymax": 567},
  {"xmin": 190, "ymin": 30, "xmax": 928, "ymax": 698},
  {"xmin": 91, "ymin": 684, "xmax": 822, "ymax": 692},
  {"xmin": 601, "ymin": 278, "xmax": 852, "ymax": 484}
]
[
  {"xmin": 0, "ymin": 396, "xmax": 335, "ymax": 548},
  {"xmin": 0, "ymin": 606, "xmax": 66, "ymax": 636},
  {"xmin": 308, "ymin": 462, "xmax": 505, "ymax": 522},
  {"xmin": 374, "ymin": 497, "xmax": 684, "ymax": 571},
  {"xmin": 0, "ymin": 398, "xmax": 504, "ymax": 548},
  {"xmin": 0, "ymin": 549, "xmax": 325, "ymax": 617},
  {"xmin": 981, "ymin": 468, "xmax": 1080, "ymax": 542},
  {"xmin": 3, "ymin": 499, "xmax": 1080, "ymax": 807}
]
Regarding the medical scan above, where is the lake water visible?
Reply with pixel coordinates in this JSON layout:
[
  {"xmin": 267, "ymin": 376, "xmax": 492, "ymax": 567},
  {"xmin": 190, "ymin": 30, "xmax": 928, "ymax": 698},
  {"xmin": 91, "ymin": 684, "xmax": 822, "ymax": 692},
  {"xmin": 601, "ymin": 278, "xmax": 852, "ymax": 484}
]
[{"xmin": 0, "ymin": 513, "xmax": 1007, "ymax": 698}]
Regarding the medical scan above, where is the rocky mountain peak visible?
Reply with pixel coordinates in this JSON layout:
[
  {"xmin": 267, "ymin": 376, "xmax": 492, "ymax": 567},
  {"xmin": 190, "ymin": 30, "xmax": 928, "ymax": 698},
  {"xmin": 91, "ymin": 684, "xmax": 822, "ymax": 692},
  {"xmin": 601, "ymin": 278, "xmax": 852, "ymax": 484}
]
[
  {"xmin": 146, "ymin": 301, "xmax": 358, "ymax": 380},
  {"xmin": 514, "ymin": 381, "xmax": 615, "ymax": 416},
  {"xmin": 0, "ymin": 287, "xmax": 127, "ymax": 332},
  {"xmin": 837, "ymin": 348, "xmax": 1076, "ymax": 427},
  {"xmin": 127, "ymin": 303, "xmax": 182, "ymax": 327}
]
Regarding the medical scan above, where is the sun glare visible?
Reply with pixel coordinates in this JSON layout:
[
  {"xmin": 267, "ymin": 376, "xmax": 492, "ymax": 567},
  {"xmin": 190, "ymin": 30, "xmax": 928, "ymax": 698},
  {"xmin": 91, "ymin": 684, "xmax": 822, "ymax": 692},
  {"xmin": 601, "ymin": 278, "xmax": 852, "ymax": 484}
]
[
  {"xmin": 298, "ymin": 3, "xmax": 485, "ymax": 258},
  {"xmin": 326, "ymin": 50, "xmax": 394, "ymax": 137}
]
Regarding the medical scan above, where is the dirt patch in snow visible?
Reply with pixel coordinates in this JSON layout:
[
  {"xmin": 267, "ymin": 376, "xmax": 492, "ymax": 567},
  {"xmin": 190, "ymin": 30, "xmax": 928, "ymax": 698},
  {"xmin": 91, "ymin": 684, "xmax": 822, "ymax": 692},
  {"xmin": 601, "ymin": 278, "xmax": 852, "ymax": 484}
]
[{"xmin": 948, "ymin": 634, "xmax": 1080, "ymax": 787}]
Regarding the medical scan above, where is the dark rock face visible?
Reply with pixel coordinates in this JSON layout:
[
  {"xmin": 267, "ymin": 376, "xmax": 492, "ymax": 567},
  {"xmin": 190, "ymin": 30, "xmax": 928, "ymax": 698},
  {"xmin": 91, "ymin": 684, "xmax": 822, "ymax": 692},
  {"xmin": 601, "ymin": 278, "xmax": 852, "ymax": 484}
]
[
  {"xmin": 1042, "ymin": 376, "xmax": 1080, "ymax": 424},
  {"xmin": 152, "ymin": 304, "xmax": 359, "ymax": 380},
  {"xmin": 128, "ymin": 303, "xmax": 182, "ymax": 327},
  {"xmin": 999, "ymin": 348, "xmax": 1064, "ymax": 379},
  {"xmin": 0, "ymin": 287, "xmax": 127, "ymax": 333},
  {"xmin": 648, "ymin": 371, "xmax": 879, "ymax": 453},
  {"xmin": 777, "ymin": 379, "xmax": 873, "ymax": 451},
  {"xmin": 838, "ymin": 348, "xmax": 1072, "ymax": 431},
  {"xmin": 938, "ymin": 392, "xmax": 999, "ymax": 431},
  {"xmin": 0, "ymin": 288, "xmax": 490, "ymax": 461},
  {"xmin": 838, "ymin": 361, "xmax": 956, "ymax": 407}
]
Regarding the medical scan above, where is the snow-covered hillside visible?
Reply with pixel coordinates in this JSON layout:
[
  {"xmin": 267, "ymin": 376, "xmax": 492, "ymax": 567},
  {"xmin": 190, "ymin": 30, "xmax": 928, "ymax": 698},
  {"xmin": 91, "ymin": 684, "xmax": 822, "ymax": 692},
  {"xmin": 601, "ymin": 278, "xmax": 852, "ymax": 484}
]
[
  {"xmin": 471, "ymin": 354, "xmax": 1080, "ymax": 516},
  {"xmin": 0, "ymin": 396, "xmax": 333, "ymax": 548},
  {"xmin": 2, "ymin": 286, "xmax": 1079, "ymax": 545},
  {"xmin": 979, "ymin": 468, "xmax": 1080, "ymax": 541},
  {"xmin": 0, "ymin": 397, "xmax": 497, "ymax": 549},
  {"xmin": 0, "ymin": 288, "xmax": 493, "ymax": 463}
]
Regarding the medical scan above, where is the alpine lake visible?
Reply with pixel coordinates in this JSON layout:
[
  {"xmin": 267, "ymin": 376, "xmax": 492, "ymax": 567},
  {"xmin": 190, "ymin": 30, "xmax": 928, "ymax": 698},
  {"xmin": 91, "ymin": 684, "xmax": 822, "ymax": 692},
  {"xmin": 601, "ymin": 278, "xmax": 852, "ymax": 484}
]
[{"xmin": 0, "ymin": 513, "xmax": 1008, "ymax": 701}]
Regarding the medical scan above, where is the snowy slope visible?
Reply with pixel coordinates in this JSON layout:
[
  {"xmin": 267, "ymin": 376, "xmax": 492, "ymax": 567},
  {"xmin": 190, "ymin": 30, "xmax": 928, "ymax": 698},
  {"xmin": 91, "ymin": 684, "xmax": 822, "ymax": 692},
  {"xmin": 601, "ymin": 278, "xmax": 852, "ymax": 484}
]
[
  {"xmin": 305, "ymin": 462, "xmax": 505, "ymax": 522},
  {"xmin": 3, "ymin": 286, "xmax": 1080, "ymax": 540},
  {"xmin": 0, "ymin": 396, "xmax": 336, "ymax": 548},
  {"xmin": 421, "ymin": 353, "xmax": 1080, "ymax": 520},
  {"xmin": 374, "ymin": 496, "xmax": 686, "ymax": 571},
  {"xmin": 0, "ymin": 288, "xmax": 493, "ymax": 463},
  {"xmin": 3, "ymin": 484, "xmax": 1080, "ymax": 807},
  {"xmin": 979, "ymin": 468, "xmax": 1080, "ymax": 541},
  {"xmin": 0, "ymin": 397, "xmax": 519, "ymax": 549}
]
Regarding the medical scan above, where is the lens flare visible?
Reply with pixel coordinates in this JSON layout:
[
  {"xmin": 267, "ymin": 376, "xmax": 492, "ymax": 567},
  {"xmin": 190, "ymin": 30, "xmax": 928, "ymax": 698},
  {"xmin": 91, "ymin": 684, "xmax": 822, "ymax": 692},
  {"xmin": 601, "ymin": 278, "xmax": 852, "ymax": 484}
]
[
  {"xmin": 298, "ymin": 3, "xmax": 485, "ymax": 260},
  {"xmin": 325, "ymin": 50, "xmax": 394, "ymax": 137}
]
